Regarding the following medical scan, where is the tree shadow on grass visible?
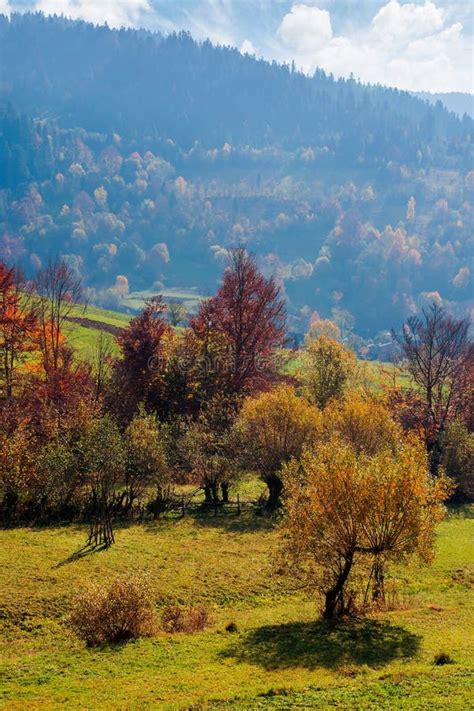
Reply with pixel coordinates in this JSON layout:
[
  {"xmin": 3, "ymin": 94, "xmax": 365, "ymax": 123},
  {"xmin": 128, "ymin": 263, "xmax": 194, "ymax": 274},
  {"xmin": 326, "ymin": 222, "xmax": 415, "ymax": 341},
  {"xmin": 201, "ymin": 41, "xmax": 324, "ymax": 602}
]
[
  {"xmin": 53, "ymin": 541, "xmax": 109, "ymax": 568},
  {"xmin": 221, "ymin": 619, "xmax": 421, "ymax": 670},
  {"xmin": 445, "ymin": 503, "xmax": 474, "ymax": 520},
  {"xmin": 186, "ymin": 509, "xmax": 275, "ymax": 533},
  {"xmin": 141, "ymin": 509, "xmax": 274, "ymax": 535}
]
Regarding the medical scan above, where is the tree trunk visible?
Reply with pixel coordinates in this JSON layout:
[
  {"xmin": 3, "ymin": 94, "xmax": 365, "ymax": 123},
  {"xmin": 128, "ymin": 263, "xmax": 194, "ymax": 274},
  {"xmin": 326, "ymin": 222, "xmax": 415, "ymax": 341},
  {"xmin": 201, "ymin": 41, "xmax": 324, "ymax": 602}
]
[
  {"xmin": 323, "ymin": 554, "xmax": 354, "ymax": 619},
  {"xmin": 204, "ymin": 483, "xmax": 213, "ymax": 503},
  {"xmin": 88, "ymin": 496, "xmax": 115, "ymax": 548},
  {"xmin": 210, "ymin": 480, "xmax": 219, "ymax": 504},
  {"xmin": 372, "ymin": 558, "xmax": 385, "ymax": 604},
  {"xmin": 221, "ymin": 482, "xmax": 229, "ymax": 503},
  {"xmin": 427, "ymin": 433, "xmax": 443, "ymax": 476},
  {"xmin": 265, "ymin": 474, "xmax": 283, "ymax": 512}
]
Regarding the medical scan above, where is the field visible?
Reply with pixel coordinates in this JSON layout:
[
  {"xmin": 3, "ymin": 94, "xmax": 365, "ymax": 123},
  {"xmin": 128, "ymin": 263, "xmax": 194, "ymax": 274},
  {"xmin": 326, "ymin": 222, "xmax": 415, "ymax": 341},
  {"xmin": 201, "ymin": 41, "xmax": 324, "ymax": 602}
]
[
  {"xmin": 62, "ymin": 302, "xmax": 408, "ymax": 395},
  {"xmin": 64, "ymin": 303, "xmax": 131, "ymax": 359},
  {"xmin": 122, "ymin": 288, "xmax": 205, "ymax": 314},
  {"xmin": 0, "ymin": 502, "xmax": 472, "ymax": 709}
]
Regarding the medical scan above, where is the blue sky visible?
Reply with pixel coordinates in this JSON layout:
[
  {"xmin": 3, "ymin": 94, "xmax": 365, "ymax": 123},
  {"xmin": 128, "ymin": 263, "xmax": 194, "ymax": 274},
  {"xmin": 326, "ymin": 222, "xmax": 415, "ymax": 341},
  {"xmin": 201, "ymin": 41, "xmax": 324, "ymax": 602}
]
[{"xmin": 2, "ymin": 1, "xmax": 473, "ymax": 92}]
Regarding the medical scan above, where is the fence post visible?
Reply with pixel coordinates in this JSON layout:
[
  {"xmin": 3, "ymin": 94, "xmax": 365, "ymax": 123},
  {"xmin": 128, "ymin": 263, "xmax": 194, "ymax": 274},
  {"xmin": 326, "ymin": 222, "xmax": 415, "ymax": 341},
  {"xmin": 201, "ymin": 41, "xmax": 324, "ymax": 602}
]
[
  {"xmin": 237, "ymin": 493, "xmax": 241, "ymax": 516},
  {"xmin": 181, "ymin": 495, "xmax": 185, "ymax": 518}
]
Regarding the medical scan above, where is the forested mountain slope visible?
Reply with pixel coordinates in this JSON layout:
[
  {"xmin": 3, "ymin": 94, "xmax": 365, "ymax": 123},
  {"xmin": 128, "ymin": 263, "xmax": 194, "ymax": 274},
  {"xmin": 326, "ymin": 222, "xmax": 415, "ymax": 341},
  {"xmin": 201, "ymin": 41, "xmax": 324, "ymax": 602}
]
[
  {"xmin": 0, "ymin": 13, "xmax": 472, "ymax": 336},
  {"xmin": 414, "ymin": 92, "xmax": 474, "ymax": 119}
]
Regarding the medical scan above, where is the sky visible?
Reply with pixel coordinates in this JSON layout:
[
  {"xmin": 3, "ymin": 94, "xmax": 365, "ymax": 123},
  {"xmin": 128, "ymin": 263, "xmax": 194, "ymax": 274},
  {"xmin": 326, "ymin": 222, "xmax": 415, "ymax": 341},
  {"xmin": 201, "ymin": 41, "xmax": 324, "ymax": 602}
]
[{"xmin": 2, "ymin": 0, "xmax": 473, "ymax": 93}]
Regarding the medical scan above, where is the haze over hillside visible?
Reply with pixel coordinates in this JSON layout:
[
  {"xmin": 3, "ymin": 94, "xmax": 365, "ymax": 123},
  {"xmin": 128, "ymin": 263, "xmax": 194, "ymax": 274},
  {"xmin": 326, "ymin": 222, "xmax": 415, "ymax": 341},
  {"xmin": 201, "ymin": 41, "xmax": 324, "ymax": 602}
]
[
  {"xmin": 414, "ymin": 92, "xmax": 474, "ymax": 119},
  {"xmin": 0, "ymin": 12, "xmax": 472, "ymax": 337}
]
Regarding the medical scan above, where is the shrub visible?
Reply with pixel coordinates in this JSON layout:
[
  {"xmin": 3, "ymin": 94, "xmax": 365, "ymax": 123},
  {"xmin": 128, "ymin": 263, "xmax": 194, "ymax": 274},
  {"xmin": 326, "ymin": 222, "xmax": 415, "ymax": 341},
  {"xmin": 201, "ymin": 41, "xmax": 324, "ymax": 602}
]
[
  {"xmin": 434, "ymin": 652, "xmax": 454, "ymax": 666},
  {"xmin": 161, "ymin": 604, "xmax": 210, "ymax": 633},
  {"xmin": 69, "ymin": 576, "xmax": 156, "ymax": 646},
  {"xmin": 225, "ymin": 621, "xmax": 239, "ymax": 633}
]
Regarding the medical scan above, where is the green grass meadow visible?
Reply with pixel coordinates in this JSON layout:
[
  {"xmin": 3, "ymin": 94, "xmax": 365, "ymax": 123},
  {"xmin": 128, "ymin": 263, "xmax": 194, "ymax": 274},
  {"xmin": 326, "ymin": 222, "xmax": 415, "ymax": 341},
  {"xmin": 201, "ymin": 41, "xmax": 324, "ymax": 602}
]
[
  {"xmin": 0, "ymin": 504, "xmax": 472, "ymax": 709},
  {"xmin": 63, "ymin": 303, "xmax": 130, "ymax": 360}
]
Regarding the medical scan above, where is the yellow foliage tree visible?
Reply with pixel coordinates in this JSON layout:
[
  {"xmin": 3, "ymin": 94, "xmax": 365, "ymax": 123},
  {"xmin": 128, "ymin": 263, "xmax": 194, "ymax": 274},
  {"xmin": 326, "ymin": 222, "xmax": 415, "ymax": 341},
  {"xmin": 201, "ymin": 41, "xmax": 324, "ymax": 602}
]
[
  {"xmin": 236, "ymin": 384, "xmax": 322, "ymax": 510},
  {"xmin": 307, "ymin": 318, "xmax": 340, "ymax": 342},
  {"xmin": 324, "ymin": 396, "xmax": 402, "ymax": 455},
  {"xmin": 124, "ymin": 408, "xmax": 169, "ymax": 516},
  {"xmin": 300, "ymin": 335, "xmax": 356, "ymax": 409},
  {"xmin": 281, "ymin": 436, "xmax": 449, "ymax": 619},
  {"xmin": 0, "ymin": 419, "xmax": 37, "ymax": 521}
]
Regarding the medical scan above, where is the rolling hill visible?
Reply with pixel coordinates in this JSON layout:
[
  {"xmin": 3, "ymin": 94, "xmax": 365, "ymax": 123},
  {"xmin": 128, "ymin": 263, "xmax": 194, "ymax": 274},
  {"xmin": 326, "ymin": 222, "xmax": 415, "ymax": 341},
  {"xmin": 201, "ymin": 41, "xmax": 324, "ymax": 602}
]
[{"xmin": 0, "ymin": 13, "xmax": 472, "ymax": 338}]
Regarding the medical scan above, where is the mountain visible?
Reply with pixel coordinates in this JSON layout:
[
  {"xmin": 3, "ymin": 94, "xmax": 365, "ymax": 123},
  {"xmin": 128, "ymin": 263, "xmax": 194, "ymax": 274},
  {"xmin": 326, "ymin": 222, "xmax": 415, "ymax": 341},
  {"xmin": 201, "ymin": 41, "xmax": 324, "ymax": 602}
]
[
  {"xmin": 415, "ymin": 92, "xmax": 474, "ymax": 119},
  {"xmin": 0, "ymin": 13, "xmax": 472, "ymax": 337}
]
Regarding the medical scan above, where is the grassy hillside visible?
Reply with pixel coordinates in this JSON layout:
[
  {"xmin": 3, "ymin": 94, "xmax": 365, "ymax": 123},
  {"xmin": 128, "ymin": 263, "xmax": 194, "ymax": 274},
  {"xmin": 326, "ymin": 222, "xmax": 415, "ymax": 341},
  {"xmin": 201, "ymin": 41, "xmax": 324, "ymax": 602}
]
[
  {"xmin": 64, "ymin": 303, "xmax": 131, "ymax": 360},
  {"xmin": 64, "ymin": 302, "xmax": 407, "ymax": 390},
  {"xmin": 0, "ymin": 503, "xmax": 472, "ymax": 709}
]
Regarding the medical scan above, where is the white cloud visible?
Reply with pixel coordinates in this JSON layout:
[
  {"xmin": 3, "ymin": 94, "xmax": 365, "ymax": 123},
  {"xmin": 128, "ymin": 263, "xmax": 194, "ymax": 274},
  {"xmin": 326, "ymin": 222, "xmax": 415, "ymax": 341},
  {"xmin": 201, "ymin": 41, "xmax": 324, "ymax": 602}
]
[
  {"xmin": 35, "ymin": 0, "xmax": 151, "ymax": 28},
  {"xmin": 0, "ymin": 0, "xmax": 10, "ymax": 16},
  {"xmin": 277, "ymin": 4, "xmax": 332, "ymax": 53},
  {"xmin": 371, "ymin": 0, "xmax": 445, "ymax": 46},
  {"xmin": 240, "ymin": 38, "xmax": 256, "ymax": 55},
  {"xmin": 181, "ymin": 0, "xmax": 236, "ymax": 46},
  {"xmin": 275, "ymin": 1, "xmax": 472, "ymax": 92}
]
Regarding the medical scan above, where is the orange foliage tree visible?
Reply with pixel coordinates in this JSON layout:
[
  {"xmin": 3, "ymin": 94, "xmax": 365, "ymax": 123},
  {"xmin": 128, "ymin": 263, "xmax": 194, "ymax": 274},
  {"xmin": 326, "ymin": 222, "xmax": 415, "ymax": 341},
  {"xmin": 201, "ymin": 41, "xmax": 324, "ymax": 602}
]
[
  {"xmin": 281, "ymin": 436, "xmax": 450, "ymax": 619},
  {"xmin": 0, "ymin": 262, "xmax": 37, "ymax": 398},
  {"xmin": 323, "ymin": 396, "xmax": 402, "ymax": 455}
]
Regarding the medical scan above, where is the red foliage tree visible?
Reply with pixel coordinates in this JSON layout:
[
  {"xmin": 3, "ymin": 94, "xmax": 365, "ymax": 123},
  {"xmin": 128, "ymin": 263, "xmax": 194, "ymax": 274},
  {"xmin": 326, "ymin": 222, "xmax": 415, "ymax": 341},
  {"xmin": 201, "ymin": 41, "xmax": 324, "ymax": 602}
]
[
  {"xmin": 113, "ymin": 296, "xmax": 171, "ymax": 417},
  {"xmin": 190, "ymin": 248, "xmax": 287, "ymax": 397},
  {"xmin": 0, "ymin": 262, "xmax": 37, "ymax": 399}
]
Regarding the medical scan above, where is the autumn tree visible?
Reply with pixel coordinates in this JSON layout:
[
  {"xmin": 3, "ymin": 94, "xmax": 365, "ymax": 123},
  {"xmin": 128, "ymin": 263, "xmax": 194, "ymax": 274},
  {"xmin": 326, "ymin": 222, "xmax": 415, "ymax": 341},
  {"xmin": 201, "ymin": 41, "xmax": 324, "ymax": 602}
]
[
  {"xmin": 236, "ymin": 384, "xmax": 321, "ymax": 510},
  {"xmin": 167, "ymin": 301, "xmax": 187, "ymax": 327},
  {"xmin": 185, "ymin": 320, "xmax": 234, "ymax": 410},
  {"xmin": 82, "ymin": 416, "xmax": 125, "ymax": 548},
  {"xmin": 190, "ymin": 248, "xmax": 286, "ymax": 397},
  {"xmin": 35, "ymin": 257, "xmax": 84, "ymax": 380},
  {"xmin": 324, "ymin": 396, "xmax": 402, "ymax": 456},
  {"xmin": 0, "ymin": 263, "xmax": 37, "ymax": 399},
  {"xmin": 123, "ymin": 408, "xmax": 169, "ymax": 515},
  {"xmin": 113, "ymin": 296, "xmax": 171, "ymax": 418},
  {"xmin": 180, "ymin": 395, "xmax": 240, "ymax": 504},
  {"xmin": 441, "ymin": 419, "xmax": 474, "ymax": 500},
  {"xmin": 307, "ymin": 317, "xmax": 340, "ymax": 342},
  {"xmin": 37, "ymin": 438, "xmax": 83, "ymax": 520},
  {"xmin": 91, "ymin": 331, "xmax": 113, "ymax": 402},
  {"xmin": 281, "ymin": 437, "xmax": 449, "ymax": 619},
  {"xmin": 456, "ymin": 343, "xmax": 474, "ymax": 432},
  {"xmin": 0, "ymin": 410, "xmax": 37, "ymax": 522},
  {"xmin": 153, "ymin": 328, "xmax": 204, "ymax": 419},
  {"xmin": 300, "ymin": 334, "xmax": 356, "ymax": 409},
  {"xmin": 393, "ymin": 304, "xmax": 471, "ymax": 468}
]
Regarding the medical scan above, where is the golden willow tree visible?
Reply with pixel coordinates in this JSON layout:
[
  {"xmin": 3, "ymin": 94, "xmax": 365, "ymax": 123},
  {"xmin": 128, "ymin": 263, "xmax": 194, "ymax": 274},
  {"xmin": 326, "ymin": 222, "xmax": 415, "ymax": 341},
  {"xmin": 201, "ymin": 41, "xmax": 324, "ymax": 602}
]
[
  {"xmin": 281, "ymin": 435, "xmax": 450, "ymax": 619},
  {"xmin": 236, "ymin": 384, "xmax": 322, "ymax": 511}
]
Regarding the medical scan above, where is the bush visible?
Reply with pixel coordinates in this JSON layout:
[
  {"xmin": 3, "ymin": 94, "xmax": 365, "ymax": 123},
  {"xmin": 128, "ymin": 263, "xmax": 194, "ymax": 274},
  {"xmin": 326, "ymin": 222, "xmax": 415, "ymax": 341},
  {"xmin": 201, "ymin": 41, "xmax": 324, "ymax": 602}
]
[
  {"xmin": 69, "ymin": 576, "xmax": 156, "ymax": 646},
  {"xmin": 161, "ymin": 604, "xmax": 210, "ymax": 633},
  {"xmin": 433, "ymin": 652, "xmax": 454, "ymax": 666}
]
